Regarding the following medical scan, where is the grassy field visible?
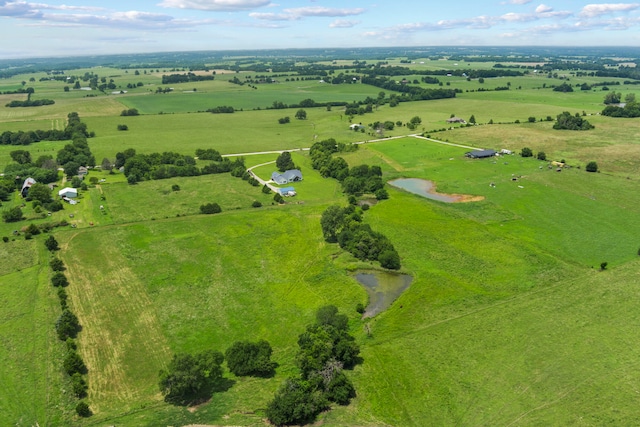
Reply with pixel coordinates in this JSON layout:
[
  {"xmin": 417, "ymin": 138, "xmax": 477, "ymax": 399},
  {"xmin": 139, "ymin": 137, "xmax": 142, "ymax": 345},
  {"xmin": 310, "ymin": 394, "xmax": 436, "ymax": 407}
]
[{"xmin": 2, "ymin": 59, "xmax": 640, "ymax": 426}]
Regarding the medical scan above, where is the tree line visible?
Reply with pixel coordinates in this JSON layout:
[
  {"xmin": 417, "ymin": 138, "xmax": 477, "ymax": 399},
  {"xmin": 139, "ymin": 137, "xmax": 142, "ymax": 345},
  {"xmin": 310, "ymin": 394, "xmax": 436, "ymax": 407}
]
[{"xmin": 161, "ymin": 72, "xmax": 214, "ymax": 84}]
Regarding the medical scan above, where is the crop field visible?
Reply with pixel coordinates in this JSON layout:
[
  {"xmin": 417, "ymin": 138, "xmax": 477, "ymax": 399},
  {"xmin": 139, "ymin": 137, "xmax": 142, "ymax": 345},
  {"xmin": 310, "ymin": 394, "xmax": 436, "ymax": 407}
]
[{"xmin": 2, "ymin": 51, "xmax": 640, "ymax": 426}]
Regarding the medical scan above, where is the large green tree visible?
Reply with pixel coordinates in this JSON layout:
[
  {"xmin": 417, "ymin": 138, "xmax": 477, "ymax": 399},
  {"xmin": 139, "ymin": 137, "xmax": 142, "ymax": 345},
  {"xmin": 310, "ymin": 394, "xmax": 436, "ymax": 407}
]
[
  {"xmin": 275, "ymin": 151, "xmax": 296, "ymax": 172},
  {"xmin": 26, "ymin": 182, "xmax": 52, "ymax": 204},
  {"xmin": 158, "ymin": 350, "xmax": 224, "ymax": 405}
]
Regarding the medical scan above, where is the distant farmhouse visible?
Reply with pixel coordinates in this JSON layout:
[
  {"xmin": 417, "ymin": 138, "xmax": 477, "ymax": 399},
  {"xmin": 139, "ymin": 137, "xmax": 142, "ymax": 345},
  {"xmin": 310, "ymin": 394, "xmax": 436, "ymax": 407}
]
[
  {"xmin": 465, "ymin": 149, "xmax": 497, "ymax": 159},
  {"xmin": 21, "ymin": 177, "xmax": 36, "ymax": 198},
  {"xmin": 447, "ymin": 117, "xmax": 467, "ymax": 124},
  {"xmin": 349, "ymin": 123, "xmax": 365, "ymax": 131},
  {"xmin": 271, "ymin": 169, "xmax": 303, "ymax": 185}
]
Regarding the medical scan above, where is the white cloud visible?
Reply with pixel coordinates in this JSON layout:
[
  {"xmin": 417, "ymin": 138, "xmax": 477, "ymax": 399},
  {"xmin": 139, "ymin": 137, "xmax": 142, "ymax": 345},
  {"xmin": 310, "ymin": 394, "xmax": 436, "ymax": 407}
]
[
  {"xmin": 580, "ymin": 3, "xmax": 640, "ymax": 18},
  {"xmin": 329, "ymin": 19, "xmax": 360, "ymax": 28},
  {"xmin": 158, "ymin": 0, "xmax": 271, "ymax": 12},
  {"xmin": 535, "ymin": 4, "xmax": 553, "ymax": 13},
  {"xmin": 250, "ymin": 6, "xmax": 365, "ymax": 21},
  {"xmin": 503, "ymin": 0, "xmax": 532, "ymax": 4}
]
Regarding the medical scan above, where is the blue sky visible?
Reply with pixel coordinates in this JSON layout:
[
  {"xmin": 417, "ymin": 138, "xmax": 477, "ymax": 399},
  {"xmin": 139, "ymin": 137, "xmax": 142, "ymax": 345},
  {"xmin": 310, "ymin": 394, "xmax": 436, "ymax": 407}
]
[{"xmin": 1, "ymin": 0, "xmax": 640, "ymax": 59}]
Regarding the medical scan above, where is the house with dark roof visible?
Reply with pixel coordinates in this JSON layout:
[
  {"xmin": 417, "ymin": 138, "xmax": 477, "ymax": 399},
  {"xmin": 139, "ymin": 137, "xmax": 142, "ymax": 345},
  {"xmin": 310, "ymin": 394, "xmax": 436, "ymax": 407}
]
[
  {"xmin": 271, "ymin": 169, "xmax": 303, "ymax": 185},
  {"xmin": 447, "ymin": 117, "xmax": 467, "ymax": 124},
  {"xmin": 465, "ymin": 149, "xmax": 497, "ymax": 159}
]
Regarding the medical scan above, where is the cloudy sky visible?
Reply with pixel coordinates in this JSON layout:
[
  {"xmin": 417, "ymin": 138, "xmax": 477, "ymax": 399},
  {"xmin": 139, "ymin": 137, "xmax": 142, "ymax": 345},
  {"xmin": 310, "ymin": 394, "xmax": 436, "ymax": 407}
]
[{"xmin": 1, "ymin": 0, "xmax": 640, "ymax": 59}]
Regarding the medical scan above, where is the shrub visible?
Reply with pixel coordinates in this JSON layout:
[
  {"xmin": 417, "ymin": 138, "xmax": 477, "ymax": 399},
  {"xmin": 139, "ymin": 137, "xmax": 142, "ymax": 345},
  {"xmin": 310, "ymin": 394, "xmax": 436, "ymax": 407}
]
[
  {"xmin": 356, "ymin": 303, "xmax": 365, "ymax": 314},
  {"xmin": 71, "ymin": 373, "xmax": 88, "ymax": 397},
  {"xmin": 75, "ymin": 401, "xmax": 91, "ymax": 417},
  {"xmin": 50, "ymin": 257, "xmax": 65, "ymax": 271},
  {"xmin": 586, "ymin": 161, "xmax": 598, "ymax": 172},
  {"xmin": 274, "ymin": 193, "xmax": 284, "ymax": 204},
  {"xmin": 600, "ymin": 262, "xmax": 608, "ymax": 271},
  {"xmin": 251, "ymin": 201, "xmax": 262, "ymax": 208},
  {"xmin": 225, "ymin": 340, "xmax": 277, "ymax": 377},
  {"xmin": 537, "ymin": 151, "xmax": 547, "ymax": 161},
  {"xmin": 63, "ymin": 350, "xmax": 87, "ymax": 375},
  {"xmin": 44, "ymin": 235, "xmax": 59, "ymax": 251},
  {"xmin": 2, "ymin": 206, "xmax": 23, "ymax": 223},
  {"xmin": 379, "ymin": 249, "xmax": 401, "ymax": 270},
  {"xmin": 528, "ymin": 116, "xmax": 536, "ymax": 123},
  {"xmin": 200, "ymin": 203, "xmax": 222, "ymax": 214},
  {"xmin": 117, "ymin": 124, "xmax": 128, "ymax": 131},
  {"xmin": 521, "ymin": 147, "xmax": 533, "ymax": 158},
  {"xmin": 51, "ymin": 272, "xmax": 69, "ymax": 287},
  {"xmin": 262, "ymin": 184, "xmax": 271, "ymax": 194},
  {"xmin": 171, "ymin": 184, "xmax": 180, "ymax": 191},
  {"xmin": 55, "ymin": 309, "xmax": 81, "ymax": 340}
]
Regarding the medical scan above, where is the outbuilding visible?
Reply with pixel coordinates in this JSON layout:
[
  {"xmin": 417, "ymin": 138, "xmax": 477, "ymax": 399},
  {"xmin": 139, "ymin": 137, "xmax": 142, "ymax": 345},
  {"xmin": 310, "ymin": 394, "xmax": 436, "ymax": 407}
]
[
  {"xmin": 465, "ymin": 149, "xmax": 497, "ymax": 159},
  {"xmin": 21, "ymin": 177, "xmax": 36, "ymax": 198},
  {"xmin": 278, "ymin": 186, "xmax": 296, "ymax": 196},
  {"xmin": 58, "ymin": 187, "xmax": 78, "ymax": 198}
]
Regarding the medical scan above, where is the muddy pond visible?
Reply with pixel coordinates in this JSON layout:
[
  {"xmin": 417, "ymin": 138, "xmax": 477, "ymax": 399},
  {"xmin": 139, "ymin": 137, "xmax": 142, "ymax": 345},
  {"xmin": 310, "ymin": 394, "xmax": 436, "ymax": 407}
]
[
  {"xmin": 354, "ymin": 270, "xmax": 413, "ymax": 318},
  {"xmin": 388, "ymin": 178, "xmax": 483, "ymax": 203}
]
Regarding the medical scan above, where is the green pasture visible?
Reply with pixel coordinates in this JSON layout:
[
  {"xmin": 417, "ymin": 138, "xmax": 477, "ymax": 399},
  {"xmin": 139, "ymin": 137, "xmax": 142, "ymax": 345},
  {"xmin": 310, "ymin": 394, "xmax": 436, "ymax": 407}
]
[
  {"xmin": 56, "ymin": 206, "xmax": 367, "ymax": 425},
  {"xmin": 3, "ymin": 60, "xmax": 640, "ymax": 427}
]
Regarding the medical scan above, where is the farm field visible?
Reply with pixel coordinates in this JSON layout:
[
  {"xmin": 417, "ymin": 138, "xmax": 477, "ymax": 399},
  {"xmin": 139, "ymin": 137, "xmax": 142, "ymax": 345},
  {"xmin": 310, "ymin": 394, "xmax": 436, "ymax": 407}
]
[{"xmin": 2, "ymin": 49, "xmax": 640, "ymax": 426}]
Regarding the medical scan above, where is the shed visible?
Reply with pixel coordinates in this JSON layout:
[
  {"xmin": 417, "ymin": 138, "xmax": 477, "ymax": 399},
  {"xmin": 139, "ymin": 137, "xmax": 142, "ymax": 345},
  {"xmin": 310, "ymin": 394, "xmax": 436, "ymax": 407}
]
[
  {"xmin": 349, "ymin": 123, "xmax": 365, "ymax": 130},
  {"xmin": 447, "ymin": 117, "xmax": 466, "ymax": 124},
  {"xmin": 465, "ymin": 149, "xmax": 497, "ymax": 159},
  {"xmin": 58, "ymin": 187, "xmax": 78, "ymax": 198},
  {"xmin": 278, "ymin": 187, "xmax": 296, "ymax": 196}
]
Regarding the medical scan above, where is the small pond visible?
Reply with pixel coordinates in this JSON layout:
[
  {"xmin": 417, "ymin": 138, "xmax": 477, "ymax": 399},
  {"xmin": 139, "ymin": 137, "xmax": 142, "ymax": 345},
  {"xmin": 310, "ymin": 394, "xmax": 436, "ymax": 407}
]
[
  {"xmin": 354, "ymin": 270, "xmax": 413, "ymax": 318},
  {"xmin": 388, "ymin": 178, "xmax": 481, "ymax": 203}
]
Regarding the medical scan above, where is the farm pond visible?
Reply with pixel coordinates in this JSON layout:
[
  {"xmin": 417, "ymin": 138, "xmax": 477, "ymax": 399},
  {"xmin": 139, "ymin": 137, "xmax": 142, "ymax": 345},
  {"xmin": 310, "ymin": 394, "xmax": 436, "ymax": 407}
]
[
  {"xmin": 354, "ymin": 270, "xmax": 413, "ymax": 318},
  {"xmin": 388, "ymin": 178, "xmax": 483, "ymax": 203}
]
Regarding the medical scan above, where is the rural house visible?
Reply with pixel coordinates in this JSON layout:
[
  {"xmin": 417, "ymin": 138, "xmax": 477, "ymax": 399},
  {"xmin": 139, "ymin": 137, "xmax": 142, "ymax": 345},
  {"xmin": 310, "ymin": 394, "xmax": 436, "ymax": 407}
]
[
  {"xmin": 271, "ymin": 169, "xmax": 303, "ymax": 185},
  {"xmin": 447, "ymin": 117, "xmax": 467, "ymax": 124}
]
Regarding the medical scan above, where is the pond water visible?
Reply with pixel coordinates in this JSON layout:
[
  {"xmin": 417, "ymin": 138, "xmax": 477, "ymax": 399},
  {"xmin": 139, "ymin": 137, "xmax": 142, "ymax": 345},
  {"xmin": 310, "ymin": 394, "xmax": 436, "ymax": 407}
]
[
  {"xmin": 354, "ymin": 270, "xmax": 413, "ymax": 318},
  {"xmin": 388, "ymin": 178, "xmax": 459, "ymax": 202}
]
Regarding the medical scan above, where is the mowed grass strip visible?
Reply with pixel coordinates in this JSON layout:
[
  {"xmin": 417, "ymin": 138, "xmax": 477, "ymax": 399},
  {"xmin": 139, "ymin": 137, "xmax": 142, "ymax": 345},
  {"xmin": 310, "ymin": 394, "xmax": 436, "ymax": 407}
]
[{"xmin": 59, "ymin": 228, "xmax": 172, "ymax": 416}]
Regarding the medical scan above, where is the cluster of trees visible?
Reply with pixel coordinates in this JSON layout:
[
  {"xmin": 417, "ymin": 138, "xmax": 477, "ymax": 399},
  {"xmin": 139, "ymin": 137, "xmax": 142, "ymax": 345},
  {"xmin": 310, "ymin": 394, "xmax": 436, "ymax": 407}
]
[
  {"xmin": 321, "ymin": 205, "xmax": 400, "ymax": 269},
  {"xmin": 601, "ymin": 93, "xmax": 639, "ymax": 117},
  {"xmin": 200, "ymin": 203, "xmax": 222, "ymax": 214},
  {"xmin": 360, "ymin": 75, "xmax": 457, "ymax": 102},
  {"xmin": 57, "ymin": 113, "xmax": 96, "ymax": 177},
  {"xmin": 24, "ymin": 182, "xmax": 63, "ymax": 214},
  {"xmin": 1, "ymin": 116, "xmax": 93, "ymax": 147},
  {"xmin": 120, "ymin": 108, "xmax": 139, "ymax": 116},
  {"xmin": 6, "ymin": 99, "xmax": 55, "ymax": 108},
  {"xmin": 117, "ymin": 148, "xmax": 244, "ymax": 184},
  {"xmin": 159, "ymin": 340, "xmax": 276, "ymax": 405},
  {"xmin": 161, "ymin": 73, "xmax": 214, "ymax": 84},
  {"xmin": 309, "ymin": 139, "xmax": 387, "ymax": 198},
  {"xmin": 553, "ymin": 111, "xmax": 594, "ymax": 130},
  {"xmin": 45, "ymin": 237, "xmax": 91, "ymax": 416},
  {"xmin": 266, "ymin": 306, "xmax": 359, "ymax": 426},
  {"xmin": 206, "ymin": 106, "xmax": 234, "ymax": 114},
  {"xmin": 552, "ymin": 82, "xmax": 574, "ymax": 92}
]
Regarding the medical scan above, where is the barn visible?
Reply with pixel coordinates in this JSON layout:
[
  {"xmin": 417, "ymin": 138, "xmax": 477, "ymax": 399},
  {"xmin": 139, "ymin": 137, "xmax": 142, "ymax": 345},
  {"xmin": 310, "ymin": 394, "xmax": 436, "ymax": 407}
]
[{"xmin": 465, "ymin": 149, "xmax": 497, "ymax": 159}]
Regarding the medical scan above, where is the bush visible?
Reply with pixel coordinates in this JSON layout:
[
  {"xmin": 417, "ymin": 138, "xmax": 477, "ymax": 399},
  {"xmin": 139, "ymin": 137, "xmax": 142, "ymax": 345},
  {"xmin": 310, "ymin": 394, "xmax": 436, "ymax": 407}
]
[
  {"xmin": 262, "ymin": 184, "xmax": 271, "ymax": 194},
  {"xmin": 158, "ymin": 350, "xmax": 224, "ymax": 405},
  {"xmin": 274, "ymin": 193, "xmax": 284, "ymax": 204},
  {"xmin": 200, "ymin": 203, "xmax": 222, "ymax": 214},
  {"xmin": 2, "ymin": 206, "xmax": 23, "ymax": 223},
  {"xmin": 56, "ymin": 309, "xmax": 81, "ymax": 340},
  {"xmin": 521, "ymin": 147, "xmax": 533, "ymax": 158},
  {"xmin": 379, "ymin": 249, "xmax": 401, "ymax": 270},
  {"xmin": 44, "ymin": 235, "xmax": 59, "ymax": 251},
  {"xmin": 586, "ymin": 161, "xmax": 598, "ymax": 172},
  {"xmin": 266, "ymin": 378, "xmax": 329, "ymax": 426},
  {"xmin": 537, "ymin": 151, "xmax": 547, "ymax": 161},
  {"xmin": 117, "ymin": 124, "xmax": 128, "ymax": 131},
  {"xmin": 71, "ymin": 373, "xmax": 88, "ymax": 397},
  {"xmin": 75, "ymin": 401, "xmax": 91, "ymax": 417},
  {"xmin": 225, "ymin": 340, "xmax": 277, "ymax": 377},
  {"xmin": 528, "ymin": 116, "xmax": 536, "ymax": 123},
  {"xmin": 356, "ymin": 303, "xmax": 365, "ymax": 314},
  {"xmin": 50, "ymin": 257, "xmax": 65, "ymax": 271},
  {"xmin": 171, "ymin": 184, "xmax": 180, "ymax": 191},
  {"xmin": 252, "ymin": 201, "xmax": 262, "ymax": 208},
  {"xmin": 63, "ymin": 350, "xmax": 87, "ymax": 375},
  {"xmin": 51, "ymin": 272, "xmax": 69, "ymax": 287}
]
